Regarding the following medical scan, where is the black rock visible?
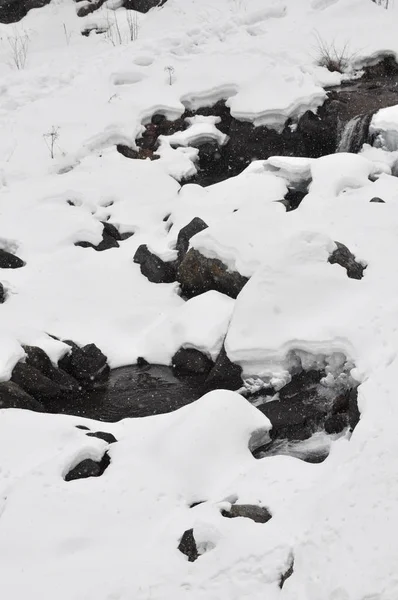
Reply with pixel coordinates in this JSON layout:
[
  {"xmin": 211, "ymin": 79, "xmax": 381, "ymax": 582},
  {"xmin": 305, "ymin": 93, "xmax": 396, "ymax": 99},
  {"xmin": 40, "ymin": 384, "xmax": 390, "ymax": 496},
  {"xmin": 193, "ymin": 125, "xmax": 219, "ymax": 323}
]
[
  {"xmin": 172, "ymin": 348, "xmax": 214, "ymax": 377},
  {"xmin": 370, "ymin": 197, "xmax": 385, "ymax": 203},
  {"xmin": 328, "ymin": 241, "xmax": 366, "ymax": 280},
  {"xmin": 177, "ymin": 528, "xmax": 199, "ymax": 562},
  {"xmin": 176, "ymin": 217, "xmax": 208, "ymax": 261},
  {"xmin": 23, "ymin": 345, "xmax": 53, "ymax": 375},
  {"xmin": 86, "ymin": 431, "xmax": 117, "ymax": 444},
  {"xmin": 279, "ymin": 556, "xmax": 294, "ymax": 589},
  {"xmin": 283, "ymin": 189, "xmax": 307, "ymax": 212},
  {"xmin": 0, "ymin": 381, "xmax": 44, "ymax": 412},
  {"xmin": 23, "ymin": 345, "xmax": 82, "ymax": 397},
  {"xmin": 134, "ymin": 244, "xmax": 177, "ymax": 284},
  {"xmin": 258, "ymin": 398, "xmax": 326, "ymax": 441},
  {"xmin": 0, "ymin": 0, "xmax": 50, "ymax": 23},
  {"xmin": 331, "ymin": 392, "xmax": 350, "ymax": 414},
  {"xmin": 58, "ymin": 343, "xmax": 110, "ymax": 390},
  {"xmin": 205, "ymin": 345, "xmax": 242, "ymax": 391},
  {"xmin": 0, "ymin": 249, "xmax": 25, "ymax": 269},
  {"xmin": 177, "ymin": 248, "xmax": 248, "ymax": 299},
  {"xmin": 0, "ymin": 283, "xmax": 6, "ymax": 303},
  {"xmin": 75, "ymin": 230, "xmax": 119, "ymax": 252},
  {"xmin": 349, "ymin": 387, "xmax": 360, "ymax": 430},
  {"xmin": 324, "ymin": 413, "xmax": 348, "ymax": 434},
  {"xmin": 11, "ymin": 362, "xmax": 65, "ymax": 404},
  {"xmin": 76, "ymin": 425, "xmax": 90, "ymax": 430},
  {"xmin": 116, "ymin": 144, "xmax": 139, "ymax": 159},
  {"xmin": 101, "ymin": 221, "xmax": 122, "ymax": 241},
  {"xmin": 64, "ymin": 452, "xmax": 110, "ymax": 481},
  {"xmin": 221, "ymin": 504, "xmax": 272, "ymax": 524},
  {"xmin": 151, "ymin": 113, "xmax": 166, "ymax": 126},
  {"xmin": 279, "ymin": 370, "xmax": 324, "ymax": 403}
]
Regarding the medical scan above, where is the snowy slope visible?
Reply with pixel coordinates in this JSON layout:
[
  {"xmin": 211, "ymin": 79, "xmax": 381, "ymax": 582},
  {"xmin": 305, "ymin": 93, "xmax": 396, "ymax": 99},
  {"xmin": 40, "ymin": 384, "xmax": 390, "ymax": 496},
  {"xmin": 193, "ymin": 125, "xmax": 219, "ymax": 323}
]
[{"xmin": 1, "ymin": 0, "xmax": 398, "ymax": 598}]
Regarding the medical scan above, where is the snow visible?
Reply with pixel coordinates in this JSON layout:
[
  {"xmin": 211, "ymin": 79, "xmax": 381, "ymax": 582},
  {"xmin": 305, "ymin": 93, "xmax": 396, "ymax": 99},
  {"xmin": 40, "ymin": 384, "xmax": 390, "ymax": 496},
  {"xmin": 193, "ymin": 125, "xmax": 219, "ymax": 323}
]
[{"xmin": 1, "ymin": 0, "xmax": 398, "ymax": 598}]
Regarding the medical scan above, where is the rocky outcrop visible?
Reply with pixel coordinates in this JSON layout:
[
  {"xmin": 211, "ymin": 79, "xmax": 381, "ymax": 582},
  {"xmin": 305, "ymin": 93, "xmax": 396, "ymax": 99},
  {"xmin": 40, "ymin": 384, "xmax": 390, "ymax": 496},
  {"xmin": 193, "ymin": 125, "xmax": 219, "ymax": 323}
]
[
  {"xmin": 177, "ymin": 248, "xmax": 248, "ymax": 299},
  {"xmin": 328, "ymin": 241, "xmax": 366, "ymax": 280},
  {"xmin": 64, "ymin": 452, "xmax": 111, "ymax": 481},
  {"xmin": 133, "ymin": 244, "xmax": 177, "ymax": 284}
]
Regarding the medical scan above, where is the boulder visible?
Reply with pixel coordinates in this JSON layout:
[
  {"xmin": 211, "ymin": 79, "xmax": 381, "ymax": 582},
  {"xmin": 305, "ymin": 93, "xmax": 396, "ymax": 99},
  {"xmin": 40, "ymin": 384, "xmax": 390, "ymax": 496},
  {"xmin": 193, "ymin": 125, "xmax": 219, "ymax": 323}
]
[
  {"xmin": 0, "ymin": 249, "xmax": 25, "ymax": 268},
  {"xmin": 221, "ymin": 504, "xmax": 272, "ymax": 524},
  {"xmin": 328, "ymin": 241, "xmax": 366, "ymax": 280},
  {"xmin": 64, "ymin": 452, "xmax": 110, "ymax": 481},
  {"xmin": 278, "ymin": 369, "xmax": 325, "ymax": 403},
  {"xmin": 172, "ymin": 348, "xmax": 214, "ymax": 377},
  {"xmin": 205, "ymin": 345, "xmax": 242, "ymax": 391},
  {"xmin": 177, "ymin": 248, "xmax": 248, "ymax": 299},
  {"xmin": 0, "ymin": 381, "xmax": 44, "ymax": 412},
  {"xmin": 58, "ymin": 342, "xmax": 110, "ymax": 390},
  {"xmin": 11, "ymin": 363, "xmax": 67, "ymax": 405},
  {"xmin": 134, "ymin": 244, "xmax": 177, "ymax": 284},
  {"xmin": 23, "ymin": 345, "xmax": 82, "ymax": 396},
  {"xmin": 177, "ymin": 528, "xmax": 198, "ymax": 562},
  {"xmin": 176, "ymin": 217, "xmax": 208, "ymax": 261}
]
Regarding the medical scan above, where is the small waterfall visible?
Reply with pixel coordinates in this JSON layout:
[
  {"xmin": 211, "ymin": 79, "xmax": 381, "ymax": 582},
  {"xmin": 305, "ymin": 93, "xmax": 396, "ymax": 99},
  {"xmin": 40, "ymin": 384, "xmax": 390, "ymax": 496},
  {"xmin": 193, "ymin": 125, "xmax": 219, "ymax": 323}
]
[{"xmin": 336, "ymin": 112, "xmax": 375, "ymax": 154}]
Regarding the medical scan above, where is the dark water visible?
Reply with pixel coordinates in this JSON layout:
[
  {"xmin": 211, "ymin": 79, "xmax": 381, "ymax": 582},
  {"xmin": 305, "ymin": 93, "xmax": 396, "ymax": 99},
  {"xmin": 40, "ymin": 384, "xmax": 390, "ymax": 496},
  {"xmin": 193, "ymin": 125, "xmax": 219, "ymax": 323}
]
[{"xmin": 51, "ymin": 364, "xmax": 209, "ymax": 422}]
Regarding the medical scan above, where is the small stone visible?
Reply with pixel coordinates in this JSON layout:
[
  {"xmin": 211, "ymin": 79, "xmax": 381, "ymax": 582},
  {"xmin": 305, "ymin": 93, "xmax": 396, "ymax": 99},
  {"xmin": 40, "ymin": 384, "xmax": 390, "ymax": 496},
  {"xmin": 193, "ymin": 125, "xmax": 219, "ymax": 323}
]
[
  {"xmin": 222, "ymin": 504, "xmax": 272, "ymax": 524},
  {"xmin": 86, "ymin": 431, "xmax": 117, "ymax": 444},
  {"xmin": 172, "ymin": 348, "xmax": 214, "ymax": 376},
  {"xmin": 0, "ymin": 249, "xmax": 25, "ymax": 269},
  {"xmin": 177, "ymin": 528, "xmax": 198, "ymax": 562},
  {"xmin": 370, "ymin": 197, "xmax": 385, "ymax": 203},
  {"xmin": 64, "ymin": 453, "xmax": 110, "ymax": 481}
]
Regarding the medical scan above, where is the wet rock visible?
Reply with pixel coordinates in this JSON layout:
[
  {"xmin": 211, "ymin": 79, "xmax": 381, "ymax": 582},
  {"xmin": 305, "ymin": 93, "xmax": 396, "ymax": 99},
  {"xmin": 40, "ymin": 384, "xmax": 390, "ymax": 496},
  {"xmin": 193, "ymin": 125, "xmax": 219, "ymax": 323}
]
[
  {"xmin": 176, "ymin": 217, "xmax": 208, "ymax": 261},
  {"xmin": 279, "ymin": 370, "xmax": 325, "ymax": 403},
  {"xmin": 221, "ymin": 504, "xmax": 272, "ymax": 524},
  {"xmin": 279, "ymin": 556, "xmax": 294, "ymax": 589},
  {"xmin": 0, "ymin": 249, "xmax": 25, "ymax": 269},
  {"xmin": 0, "ymin": 381, "xmax": 44, "ymax": 412},
  {"xmin": 331, "ymin": 391, "xmax": 350, "ymax": 414},
  {"xmin": 177, "ymin": 248, "xmax": 248, "ymax": 299},
  {"xmin": 64, "ymin": 452, "xmax": 110, "ymax": 481},
  {"xmin": 11, "ymin": 363, "xmax": 67, "ymax": 405},
  {"xmin": 58, "ymin": 342, "xmax": 110, "ymax": 390},
  {"xmin": 349, "ymin": 387, "xmax": 360, "ymax": 430},
  {"xmin": 324, "ymin": 413, "xmax": 348, "ymax": 434},
  {"xmin": 177, "ymin": 528, "xmax": 199, "ymax": 562},
  {"xmin": 172, "ymin": 348, "xmax": 214, "ymax": 377},
  {"xmin": 328, "ymin": 241, "xmax": 366, "ymax": 280},
  {"xmin": 23, "ymin": 345, "xmax": 82, "ymax": 397},
  {"xmin": 86, "ymin": 431, "xmax": 117, "ymax": 444},
  {"xmin": 205, "ymin": 345, "xmax": 243, "ymax": 391},
  {"xmin": 361, "ymin": 55, "xmax": 398, "ymax": 81},
  {"xmin": 258, "ymin": 398, "xmax": 326, "ymax": 441},
  {"xmin": 296, "ymin": 109, "xmax": 338, "ymax": 157},
  {"xmin": 370, "ymin": 196, "xmax": 385, "ymax": 203},
  {"xmin": 134, "ymin": 244, "xmax": 177, "ymax": 284}
]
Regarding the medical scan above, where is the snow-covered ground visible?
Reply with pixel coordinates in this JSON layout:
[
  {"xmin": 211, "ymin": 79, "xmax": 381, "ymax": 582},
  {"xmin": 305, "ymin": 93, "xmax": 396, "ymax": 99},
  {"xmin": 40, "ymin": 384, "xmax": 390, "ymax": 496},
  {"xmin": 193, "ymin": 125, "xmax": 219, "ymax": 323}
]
[{"xmin": 2, "ymin": 0, "xmax": 398, "ymax": 597}]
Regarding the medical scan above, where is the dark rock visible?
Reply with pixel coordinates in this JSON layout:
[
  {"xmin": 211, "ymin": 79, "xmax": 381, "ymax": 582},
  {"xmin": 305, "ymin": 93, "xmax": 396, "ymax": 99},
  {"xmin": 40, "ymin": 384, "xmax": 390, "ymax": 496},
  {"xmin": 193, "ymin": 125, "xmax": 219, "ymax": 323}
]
[
  {"xmin": 370, "ymin": 196, "xmax": 385, "ymax": 203},
  {"xmin": 0, "ymin": 249, "xmax": 25, "ymax": 269},
  {"xmin": 75, "ymin": 230, "xmax": 119, "ymax": 252},
  {"xmin": 0, "ymin": 381, "xmax": 44, "ymax": 412},
  {"xmin": 23, "ymin": 345, "xmax": 82, "ymax": 396},
  {"xmin": 64, "ymin": 452, "xmax": 110, "ymax": 481},
  {"xmin": 151, "ymin": 113, "xmax": 166, "ymax": 126},
  {"xmin": 11, "ymin": 362, "xmax": 66, "ymax": 404},
  {"xmin": 349, "ymin": 387, "xmax": 360, "ymax": 430},
  {"xmin": 328, "ymin": 241, "xmax": 366, "ymax": 280},
  {"xmin": 331, "ymin": 392, "xmax": 349, "ymax": 414},
  {"xmin": 81, "ymin": 25, "xmax": 107, "ymax": 36},
  {"xmin": 134, "ymin": 244, "xmax": 177, "ymax": 284},
  {"xmin": 102, "ymin": 221, "xmax": 122, "ymax": 241},
  {"xmin": 279, "ymin": 370, "xmax": 325, "ymax": 403},
  {"xmin": 86, "ymin": 431, "xmax": 117, "ymax": 444},
  {"xmin": 123, "ymin": 0, "xmax": 166, "ymax": 12},
  {"xmin": 177, "ymin": 248, "xmax": 248, "ymax": 299},
  {"xmin": 190, "ymin": 500, "xmax": 205, "ymax": 508},
  {"xmin": 137, "ymin": 356, "xmax": 149, "ymax": 367},
  {"xmin": 0, "ymin": 0, "xmax": 50, "ymax": 24},
  {"xmin": 58, "ymin": 343, "xmax": 110, "ymax": 390},
  {"xmin": 176, "ymin": 217, "xmax": 208, "ymax": 261},
  {"xmin": 324, "ymin": 413, "xmax": 348, "ymax": 434},
  {"xmin": 283, "ymin": 189, "xmax": 307, "ymax": 212},
  {"xmin": 296, "ymin": 109, "xmax": 338, "ymax": 157},
  {"xmin": 116, "ymin": 144, "xmax": 139, "ymax": 159},
  {"xmin": 0, "ymin": 283, "xmax": 6, "ymax": 303},
  {"xmin": 23, "ymin": 345, "xmax": 53, "ymax": 375},
  {"xmin": 279, "ymin": 556, "xmax": 294, "ymax": 589},
  {"xmin": 172, "ymin": 348, "xmax": 214, "ymax": 377},
  {"xmin": 76, "ymin": 0, "xmax": 106, "ymax": 17},
  {"xmin": 221, "ymin": 504, "xmax": 272, "ymax": 524},
  {"xmin": 116, "ymin": 144, "xmax": 160, "ymax": 161},
  {"xmin": 361, "ymin": 55, "xmax": 398, "ymax": 80},
  {"xmin": 205, "ymin": 345, "xmax": 242, "ymax": 391},
  {"xmin": 258, "ymin": 398, "xmax": 326, "ymax": 441},
  {"xmin": 177, "ymin": 528, "xmax": 199, "ymax": 562},
  {"xmin": 119, "ymin": 231, "xmax": 134, "ymax": 241},
  {"xmin": 76, "ymin": 424, "xmax": 90, "ymax": 430}
]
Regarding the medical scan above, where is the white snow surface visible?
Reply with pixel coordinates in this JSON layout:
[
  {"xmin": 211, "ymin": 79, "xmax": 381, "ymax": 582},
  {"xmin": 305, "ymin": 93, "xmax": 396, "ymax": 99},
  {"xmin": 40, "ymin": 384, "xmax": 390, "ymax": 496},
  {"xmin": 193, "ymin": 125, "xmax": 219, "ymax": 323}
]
[{"xmin": 1, "ymin": 0, "xmax": 398, "ymax": 598}]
